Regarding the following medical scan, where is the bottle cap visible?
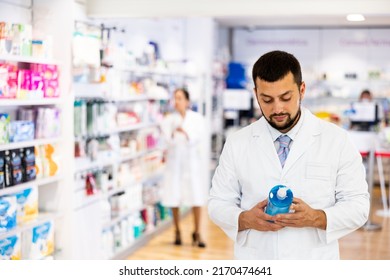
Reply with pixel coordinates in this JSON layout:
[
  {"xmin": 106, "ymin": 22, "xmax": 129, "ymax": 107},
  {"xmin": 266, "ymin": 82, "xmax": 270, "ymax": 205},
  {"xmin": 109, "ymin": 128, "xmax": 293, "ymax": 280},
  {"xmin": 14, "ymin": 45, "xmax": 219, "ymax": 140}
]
[{"xmin": 277, "ymin": 187, "xmax": 288, "ymax": 199}]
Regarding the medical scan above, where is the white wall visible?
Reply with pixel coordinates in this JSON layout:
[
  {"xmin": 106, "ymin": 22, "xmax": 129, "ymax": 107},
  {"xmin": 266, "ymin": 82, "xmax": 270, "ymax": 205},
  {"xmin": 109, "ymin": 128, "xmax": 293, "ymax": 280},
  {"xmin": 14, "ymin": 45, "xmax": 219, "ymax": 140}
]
[
  {"xmin": 0, "ymin": 0, "xmax": 31, "ymax": 23},
  {"xmin": 233, "ymin": 28, "xmax": 390, "ymax": 98}
]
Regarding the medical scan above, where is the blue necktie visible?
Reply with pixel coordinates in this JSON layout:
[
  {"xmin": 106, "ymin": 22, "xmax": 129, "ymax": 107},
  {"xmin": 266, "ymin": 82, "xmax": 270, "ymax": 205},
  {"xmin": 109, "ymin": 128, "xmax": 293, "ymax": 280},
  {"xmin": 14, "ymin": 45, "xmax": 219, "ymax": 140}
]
[{"xmin": 277, "ymin": 135, "xmax": 292, "ymax": 168}]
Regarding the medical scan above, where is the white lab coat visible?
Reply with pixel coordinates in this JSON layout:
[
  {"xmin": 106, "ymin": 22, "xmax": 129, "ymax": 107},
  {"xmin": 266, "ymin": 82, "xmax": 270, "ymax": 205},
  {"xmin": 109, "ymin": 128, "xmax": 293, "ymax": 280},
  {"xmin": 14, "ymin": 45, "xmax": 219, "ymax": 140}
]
[
  {"xmin": 208, "ymin": 108, "xmax": 370, "ymax": 259},
  {"xmin": 160, "ymin": 110, "xmax": 208, "ymax": 207}
]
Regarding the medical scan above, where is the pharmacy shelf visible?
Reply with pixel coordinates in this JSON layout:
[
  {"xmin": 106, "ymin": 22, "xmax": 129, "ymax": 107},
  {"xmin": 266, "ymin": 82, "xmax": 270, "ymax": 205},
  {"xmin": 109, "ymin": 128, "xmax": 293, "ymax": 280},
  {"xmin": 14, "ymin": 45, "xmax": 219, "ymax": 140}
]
[
  {"xmin": 74, "ymin": 146, "xmax": 166, "ymax": 173},
  {"xmin": 0, "ymin": 212, "xmax": 58, "ymax": 239},
  {"xmin": 110, "ymin": 209, "xmax": 190, "ymax": 260},
  {"xmin": 104, "ymin": 171, "xmax": 163, "ymax": 199},
  {"xmin": 0, "ymin": 175, "xmax": 62, "ymax": 197},
  {"xmin": 114, "ymin": 67, "xmax": 198, "ymax": 79},
  {"xmin": 75, "ymin": 122, "xmax": 159, "ymax": 140},
  {"xmin": 121, "ymin": 146, "xmax": 166, "ymax": 162},
  {"xmin": 74, "ymin": 171, "xmax": 164, "ymax": 211},
  {"xmin": 110, "ymin": 217, "xmax": 172, "ymax": 260},
  {"xmin": 74, "ymin": 82, "xmax": 169, "ymax": 101},
  {"xmin": 0, "ymin": 54, "xmax": 60, "ymax": 65},
  {"xmin": 102, "ymin": 205, "xmax": 146, "ymax": 230},
  {"xmin": 0, "ymin": 98, "xmax": 63, "ymax": 106},
  {"xmin": 0, "ymin": 137, "xmax": 61, "ymax": 151},
  {"xmin": 114, "ymin": 122, "xmax": 158, "ymax": 134}
]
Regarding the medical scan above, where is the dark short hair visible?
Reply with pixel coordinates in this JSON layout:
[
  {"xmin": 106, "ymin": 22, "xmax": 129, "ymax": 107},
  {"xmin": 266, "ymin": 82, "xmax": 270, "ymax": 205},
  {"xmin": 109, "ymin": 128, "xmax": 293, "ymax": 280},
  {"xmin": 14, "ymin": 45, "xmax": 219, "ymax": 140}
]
[
  {"xmin": 252, "ymin": 50, "xmax": 302, "ymax": 87},
  {"xmin": 175, "ymin": 88, "xmax": 190, "ymax": 101}
]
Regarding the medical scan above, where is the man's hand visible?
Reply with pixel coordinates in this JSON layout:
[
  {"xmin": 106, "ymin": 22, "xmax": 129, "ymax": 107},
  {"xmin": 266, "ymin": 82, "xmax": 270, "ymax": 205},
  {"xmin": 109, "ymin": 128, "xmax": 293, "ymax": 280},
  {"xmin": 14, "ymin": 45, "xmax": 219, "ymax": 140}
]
[
  {"xmin": 238, "ymin": 199, "xmax": 284, "ymax": 232},
  {"xmin": 273, "ymin": 197, "xmax": 327, "ymax": 230}
]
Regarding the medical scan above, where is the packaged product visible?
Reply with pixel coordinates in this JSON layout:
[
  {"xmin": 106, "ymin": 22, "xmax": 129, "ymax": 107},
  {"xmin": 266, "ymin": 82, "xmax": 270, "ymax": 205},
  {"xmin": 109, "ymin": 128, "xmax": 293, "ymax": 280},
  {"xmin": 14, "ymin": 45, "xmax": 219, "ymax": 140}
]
[
  {"xmin": 0, "ymin": 195, "xmax": 17, "ymax": 232},
  {"xmin": 10, "ymin": 148, "xmax": 24, "ymax": 185},
  {"xmin": 22, "ymin": 220, "xmax": 54, "ymax": 259},
  {"xmin": 9, "ymin": 121, "xmax": 35, "ymax": 142},
  {"xmin": 23, "ymin": 146, "xmax": 36, "ymax": 181},
  {"xmin": 0, "ymin": 151, "xmax": 4, "ymax": 189},
  {"xmin": 4, "ymin": 150, "xmax": 13, "ymax": 187},
  {"xmin": 15, "ymin": 186, "xmax": 38, "ymax": 224},
  {"xmin": 0, "ymin": 113, "xmax": 10, "ymax": 144},
  {"xmin": 0, "ymin": 234, "xmax": 21, "ymax": 260}
]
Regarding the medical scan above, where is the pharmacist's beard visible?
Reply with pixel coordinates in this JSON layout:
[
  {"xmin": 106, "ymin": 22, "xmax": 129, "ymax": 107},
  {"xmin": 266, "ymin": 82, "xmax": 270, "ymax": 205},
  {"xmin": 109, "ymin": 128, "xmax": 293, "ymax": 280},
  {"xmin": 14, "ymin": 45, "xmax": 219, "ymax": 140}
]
[{"xmin": 260, "ymin": 103, "xmax": 301, "ymax": 132}]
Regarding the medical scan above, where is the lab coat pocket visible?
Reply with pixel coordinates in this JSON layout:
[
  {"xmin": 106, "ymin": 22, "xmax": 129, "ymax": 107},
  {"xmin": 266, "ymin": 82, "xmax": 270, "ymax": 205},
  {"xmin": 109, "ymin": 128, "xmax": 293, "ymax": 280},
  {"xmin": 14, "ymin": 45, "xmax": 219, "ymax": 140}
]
[
  {"xmin": 306, "ymin": 163, "xmax": 331, "ymax": 180},
  {"xmin": 304, "ymin": 163, "xmax": 333, "ymax": 207}
]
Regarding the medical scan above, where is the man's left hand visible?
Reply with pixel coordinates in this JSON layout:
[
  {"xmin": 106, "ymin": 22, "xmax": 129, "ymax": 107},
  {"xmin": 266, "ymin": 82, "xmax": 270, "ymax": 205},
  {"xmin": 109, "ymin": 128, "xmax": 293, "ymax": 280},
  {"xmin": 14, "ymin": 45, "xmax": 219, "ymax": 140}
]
[{"xmin": 273, "ymin": 197, "xmax": 327, "ymax": 230}]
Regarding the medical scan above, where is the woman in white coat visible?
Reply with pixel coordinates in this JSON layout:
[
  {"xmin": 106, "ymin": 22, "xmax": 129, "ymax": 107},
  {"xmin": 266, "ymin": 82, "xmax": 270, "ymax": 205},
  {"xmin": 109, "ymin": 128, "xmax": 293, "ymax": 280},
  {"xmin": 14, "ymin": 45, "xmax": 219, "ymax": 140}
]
[{"xmin": 160, "ymin": 88, "xmax": 207, "ymax": 247}]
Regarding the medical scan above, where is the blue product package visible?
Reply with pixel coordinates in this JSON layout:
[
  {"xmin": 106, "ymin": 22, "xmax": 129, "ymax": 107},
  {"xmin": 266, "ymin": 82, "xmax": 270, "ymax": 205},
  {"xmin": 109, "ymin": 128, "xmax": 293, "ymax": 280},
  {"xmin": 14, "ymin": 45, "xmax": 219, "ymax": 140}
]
[
  {"xmin": 23, "ymin": 147, "xmax": 36, "ymax": 181},
  {"xmin": 9, "ymin": 121, "xmax": 35, "ymax": 143},
  {"xmin": 10, "ymin": 148, "xmax": 24, "ymax": 185},
  {"xmin": 0, "ymin": 151, "xmax": 4, "ymax": 189},
  {"xmin": 0, "ymin": 196, "xmax": 17, "ymax": 232},
  {"xmin": 265, "ymin": 185, "xmax": 293, "ymax": 216},
  {"xmin": 0, "ymin": 234, "xmax": 21, "ymax": 260}
]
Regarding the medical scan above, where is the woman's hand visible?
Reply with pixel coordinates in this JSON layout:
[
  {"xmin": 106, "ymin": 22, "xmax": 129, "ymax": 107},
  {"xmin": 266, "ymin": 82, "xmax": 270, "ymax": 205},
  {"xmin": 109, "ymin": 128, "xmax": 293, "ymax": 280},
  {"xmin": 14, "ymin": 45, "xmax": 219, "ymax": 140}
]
[{"xmin": 175, "ymin": 127, "xmax": 189, "ymax": 140}]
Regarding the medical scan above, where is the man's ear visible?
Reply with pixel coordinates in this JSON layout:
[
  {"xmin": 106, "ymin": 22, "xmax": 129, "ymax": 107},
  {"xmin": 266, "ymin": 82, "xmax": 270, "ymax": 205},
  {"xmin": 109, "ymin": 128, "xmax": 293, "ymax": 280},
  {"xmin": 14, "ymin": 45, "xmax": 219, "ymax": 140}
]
[{"xmin": 299, "ymin": 82, "xmax": 306, "ymax": 100}]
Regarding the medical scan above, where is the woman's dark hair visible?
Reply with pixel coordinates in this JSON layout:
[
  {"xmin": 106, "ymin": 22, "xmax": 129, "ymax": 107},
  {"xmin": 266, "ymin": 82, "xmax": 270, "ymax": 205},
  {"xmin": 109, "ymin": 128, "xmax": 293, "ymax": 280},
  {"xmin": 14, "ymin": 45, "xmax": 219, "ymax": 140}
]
[
  {"xmin": 175, "ymin": 88, "xmax": 190, "ymax": 101},
  {"xmin": 252, "ymin": 50, "xmax": 302, "ymax": 88}
]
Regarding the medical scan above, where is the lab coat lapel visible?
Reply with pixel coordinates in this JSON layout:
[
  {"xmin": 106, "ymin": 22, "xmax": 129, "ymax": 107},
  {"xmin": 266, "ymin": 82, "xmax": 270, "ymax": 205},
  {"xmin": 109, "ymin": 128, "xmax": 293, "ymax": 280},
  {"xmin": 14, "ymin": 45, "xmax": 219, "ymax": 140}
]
[
  {"xmin": 252, "ymin": 118, "xmax": 282, "ymax": 172},
  {"xmin": 282, "ymin": 109, "xmax": 321, "ymax": 174}
]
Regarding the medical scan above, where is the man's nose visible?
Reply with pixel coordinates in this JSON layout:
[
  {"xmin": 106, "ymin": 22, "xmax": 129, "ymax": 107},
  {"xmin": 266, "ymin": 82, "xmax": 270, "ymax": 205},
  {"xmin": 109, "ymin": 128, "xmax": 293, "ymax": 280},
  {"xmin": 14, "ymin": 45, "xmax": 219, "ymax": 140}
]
[{"xmin": 273, "ymin": 100, "xmax": 284, "ymax": 114}]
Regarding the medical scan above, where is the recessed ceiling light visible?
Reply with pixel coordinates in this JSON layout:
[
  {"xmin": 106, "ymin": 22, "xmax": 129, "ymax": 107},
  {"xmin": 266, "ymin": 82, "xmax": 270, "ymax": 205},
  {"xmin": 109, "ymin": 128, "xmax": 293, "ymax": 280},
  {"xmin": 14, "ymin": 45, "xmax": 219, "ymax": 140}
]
[{"xmin": 347, "ymin": 14, "xmax": 365, "ymax": 22}]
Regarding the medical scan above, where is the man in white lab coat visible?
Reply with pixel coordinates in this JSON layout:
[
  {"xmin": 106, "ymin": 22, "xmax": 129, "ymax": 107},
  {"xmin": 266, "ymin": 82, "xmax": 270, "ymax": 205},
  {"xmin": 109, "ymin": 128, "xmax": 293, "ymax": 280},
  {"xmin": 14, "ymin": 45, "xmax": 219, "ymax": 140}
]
[{"xmin": 208, "ymin": 50, "xmax": 370, "ymax": 259}]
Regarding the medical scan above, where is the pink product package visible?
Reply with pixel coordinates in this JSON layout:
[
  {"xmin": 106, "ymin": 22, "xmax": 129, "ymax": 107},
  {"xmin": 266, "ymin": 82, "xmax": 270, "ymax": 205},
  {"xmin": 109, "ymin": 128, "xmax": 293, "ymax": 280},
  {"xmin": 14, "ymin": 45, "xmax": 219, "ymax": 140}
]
[
  {"xmin": 30, "ymin": 63, "xmax": 60, "ymax": 98},
  {"xmin": 16, "ymin": 69, "xmax": 31, "ymax": 99},
  {"xmin": 0, "ymin": 65, "xmax": 8, "ymax": 98},
  {"xmin": 30, "ymin": 71, "xmax": 44, "ymax": 98},
  {"xmin": 43, "ymin": 79, "xmax": 59, "ymax": 98},
  {"xmin": 0, "ymin": 63, "xmax": 18, "ymax": 99}
]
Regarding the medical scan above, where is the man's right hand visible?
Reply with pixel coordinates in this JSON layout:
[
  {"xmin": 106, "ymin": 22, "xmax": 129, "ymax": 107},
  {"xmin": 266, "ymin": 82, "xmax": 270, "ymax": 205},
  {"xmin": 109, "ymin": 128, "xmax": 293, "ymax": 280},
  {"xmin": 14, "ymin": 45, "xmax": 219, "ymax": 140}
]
[{"xmin": 238, "ymin": 199, "xmax": 284, "ymax": 232}]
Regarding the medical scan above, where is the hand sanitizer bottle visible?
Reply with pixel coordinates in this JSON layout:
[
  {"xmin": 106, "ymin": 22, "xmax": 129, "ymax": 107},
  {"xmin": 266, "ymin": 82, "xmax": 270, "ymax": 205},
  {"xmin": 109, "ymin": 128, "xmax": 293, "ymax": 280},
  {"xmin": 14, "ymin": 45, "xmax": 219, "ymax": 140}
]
[{"xmin": 265, "ymin": 185, "xmax": 293, "ymax": 216}]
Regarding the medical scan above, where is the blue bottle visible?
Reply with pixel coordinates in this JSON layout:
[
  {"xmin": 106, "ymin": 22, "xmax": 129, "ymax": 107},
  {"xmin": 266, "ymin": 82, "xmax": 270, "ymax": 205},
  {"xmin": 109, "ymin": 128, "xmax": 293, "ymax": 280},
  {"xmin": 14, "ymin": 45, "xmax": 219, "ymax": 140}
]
[{"xmin": 265, "ymin": 185, "xmax": 293, "ymax": 216}]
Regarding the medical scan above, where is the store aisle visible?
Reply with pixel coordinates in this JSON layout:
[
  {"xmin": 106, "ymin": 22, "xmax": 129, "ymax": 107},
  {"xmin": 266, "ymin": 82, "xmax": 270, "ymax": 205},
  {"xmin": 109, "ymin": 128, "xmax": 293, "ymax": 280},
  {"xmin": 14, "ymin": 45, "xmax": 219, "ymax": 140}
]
[
  {"xmin": 127, "ymin": 207, "xmax": 234, "ymax": 260},
  {"xmin": 127, "ymin": 188, "xmax": 390, "ymax": 260}
]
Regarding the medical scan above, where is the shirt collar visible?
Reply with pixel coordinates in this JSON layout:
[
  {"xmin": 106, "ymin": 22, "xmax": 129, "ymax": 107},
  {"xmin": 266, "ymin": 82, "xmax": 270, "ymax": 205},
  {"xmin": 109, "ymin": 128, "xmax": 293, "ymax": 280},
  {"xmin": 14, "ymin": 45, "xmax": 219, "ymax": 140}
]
[{"xmin": 266, "ymin": 108, "xmax": 305, "ymax": 142}]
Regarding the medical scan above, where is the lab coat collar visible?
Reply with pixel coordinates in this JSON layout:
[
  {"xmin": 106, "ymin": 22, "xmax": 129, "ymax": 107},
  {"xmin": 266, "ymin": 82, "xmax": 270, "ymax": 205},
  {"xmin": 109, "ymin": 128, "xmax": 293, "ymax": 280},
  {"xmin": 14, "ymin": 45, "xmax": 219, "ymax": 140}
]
[{"xmin": 251, "ymin": 107, "xmax": 322, "ymax": 174}]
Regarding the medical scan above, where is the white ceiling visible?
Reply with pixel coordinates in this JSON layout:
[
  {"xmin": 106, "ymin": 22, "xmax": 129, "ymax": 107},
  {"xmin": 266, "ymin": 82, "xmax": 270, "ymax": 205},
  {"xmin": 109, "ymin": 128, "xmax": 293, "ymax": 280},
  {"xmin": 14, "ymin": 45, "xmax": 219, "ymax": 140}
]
[{"xmin": 86, "ymin": 0, "xmax": 390, "ymax": 27}]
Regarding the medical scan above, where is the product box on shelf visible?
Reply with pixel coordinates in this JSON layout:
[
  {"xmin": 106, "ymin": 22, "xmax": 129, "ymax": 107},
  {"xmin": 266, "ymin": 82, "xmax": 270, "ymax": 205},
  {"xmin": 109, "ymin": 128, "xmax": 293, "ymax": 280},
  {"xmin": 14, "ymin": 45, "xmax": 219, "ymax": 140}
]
[
  {"xmin": 9, "ymin": 148, "xmax": 24, "ymax": 186},
  {"xmin": 0, "ymin": 63, "xmax": 18, "ymax": 99},
  {"xmin": 23, "ymin": 146, "xmax": 36, "ymax": 182},
  {"xmin": 12, "ymin": 23, "xmax": 32, "ymax": 57},
  {"xmin": 34, "ymin": 144, "xmax": 58, "ymax": 179},
  {"xmin": 0, "ymin": 151, "xmax": 5, "ymax": 189},
  {"xmin": 9, "ymin": 121, "xmax": 35, "ymax": 143},
  {"xmin": 31, "ymin": 64, "xmax": 59, "ymax": 98},
  {"xmin": 3, "ymin": 149, "xmax": 24, "ymax": 186},
  {"xmin": 0, "ymin": 65, "xmax": 8, "ymax": 98},
  {"xmin": 22, "ymin": 220, "xmax": 54, "ymax": 259},
  {"xmin": 15, "ymin": 186, "xmax": 38, "ymax": 224},
  {"xmin": 3, "ymin": 150, "xmax": 12, "ymax": 187},
  {"xmin": 0, "ymin": 233, "xmax": 21, "ymax": 260},
  {"xmin": 0, "ymin": 113, "xmax": 10, "ymax": 144},
  {"xmin": 0, "ymin": 22, "xmax": 12, "ymax": 55},
  {"xmin": 0, "ymin": 195, "xmax": 17, "ymax": 233}
]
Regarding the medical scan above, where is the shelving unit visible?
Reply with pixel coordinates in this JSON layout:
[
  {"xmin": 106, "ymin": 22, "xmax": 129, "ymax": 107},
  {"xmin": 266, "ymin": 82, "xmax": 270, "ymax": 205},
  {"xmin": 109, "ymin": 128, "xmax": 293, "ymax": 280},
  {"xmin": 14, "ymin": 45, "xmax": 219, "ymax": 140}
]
[
  {"xmin": 0, "ymin": 98, "xmax": 64, "ymax": 106},
  {"xmin": 0, "ymin": 54, "xmax": 60, "ymax": 65},
  {"xmin": 0, "ymin": 175, "xmax": 62, "ymax": 197},
  {"xmin": 0, "ymin": 51, "xmax": 63, "ymax": 259},
  {"xmin": 0, "ymin": 0, "xmax": 72, "ymax": 260},
  {"xmin": 71, "ymin": 60, "xmax": 174, "ymax": 258},
  {"xmin": 0, "ymin": 212, "xmax": 58, "ymax": 240}
]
